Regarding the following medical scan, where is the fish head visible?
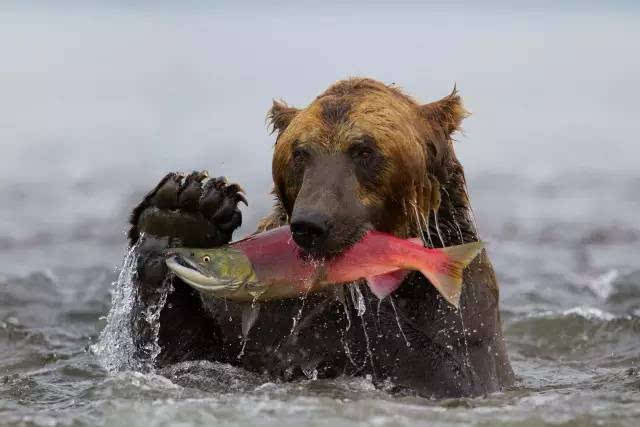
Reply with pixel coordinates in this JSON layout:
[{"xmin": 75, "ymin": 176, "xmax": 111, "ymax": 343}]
[{"xmin": 165, "ymin": 247, "xmax": 256, "ymax": 295}]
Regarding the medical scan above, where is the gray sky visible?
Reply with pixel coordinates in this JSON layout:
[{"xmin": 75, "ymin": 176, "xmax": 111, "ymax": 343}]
[{"xmin": 1, "ymin": 2, "xmax": 638, "ymax": 196}]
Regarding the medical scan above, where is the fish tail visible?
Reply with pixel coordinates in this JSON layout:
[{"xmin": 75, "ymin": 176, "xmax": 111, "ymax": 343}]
[{"xmin": 416, "ymin": 241, "xmax": 484, "ymax": 309}]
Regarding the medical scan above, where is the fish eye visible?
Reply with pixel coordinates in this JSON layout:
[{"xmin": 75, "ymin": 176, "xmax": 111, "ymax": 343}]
[{"xmin": 202, "ymin": 255, "xmax": 211, "ymax": 263}]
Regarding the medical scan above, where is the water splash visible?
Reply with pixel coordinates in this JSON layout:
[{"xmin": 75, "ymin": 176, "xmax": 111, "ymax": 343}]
[
  {"xmin": 453, "ymin": 213, "xmax": 464, "ymax": 244},
  {"xmin": 409, "ymin": 199, "xmax": 434, "ymax": 247},
  {"xmin": 91, "ymin": 242, "xmax": 139, "ymax": 372},
  {"xmin": 334, "ymin": 287, "xmax": 364, "ymax": 369},
  {"xmin": 432, "ymin": 209, "xmax": 446, "ymax": 247},
  {"xmin": 358, "ymin": 305, "xmax": 377, "ymax": 377},
  {"xmin": 389, "ymin": 296, "xmax": 410, "ymax": 347},
  {"xmin": 238, "ymin": 299, "xmax": 261, "ymax": 360},
  {"xmin": 288, "ymin": 262, "xmax": 321, "ymax": 337},
  {"xmin": 462, "ymin": 180, "xmax": 479, "ymax": 234},
  {"xmin": 562, "ymin": 306, "xmax": 617, "ymax": 321},
  {"xmin": 587, "ymin": 270, "xmax": 619, "ymax": 300},
  {"xmin": 443, "ymin": 187, "xmax": 465, "ymax": 244},
  {"xmin": 301, "ymin": 360, "xmax": 319, "ymax": 380},
  {"xmin": 422, "ymin": 211, "xmax": 434, "ymax": 247},
  {"xmin": 334, "ymin": 287, "xmax": 352, "ymax": 331},
  {"xmin": 143, "ymin": 274, "xmax": 173, "ymax": 369},
  {"xmin": 457, "ymin": 306, "xmax": 471, "ymax": 370},
  {"xmin": 410, "ymin": 201, "xmax": 428, "ymax": 247},
  {"xmin": 273, "ymin": 271, "xmax": 316, "ymax": 353},
  {"xmin": 237, "ymin": 338, "xmax": 247, "ymax": 360},
  {"xmin": 347, "ymin": 283, "xmax": 377, "ymax": 375},
  {"xmin": 349, "ymin": 283, "xmax": 366, "ymax": 317},
  {"xmin": 288, "ymin": 294, "xmax": 308, "ymax": 337},
  {"xmin": 342, "ymin": 336, "xmax": 364, "ymax": 369},
  {"xmin": 92, "ymin": 237, "xmax": 171, "ymax": 373}
]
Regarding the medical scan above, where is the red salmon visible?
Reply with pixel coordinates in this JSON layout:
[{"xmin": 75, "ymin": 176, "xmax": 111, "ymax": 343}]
[{"xmin": 166, "ymin": 226, "xmax": 483, "ymax": 308}]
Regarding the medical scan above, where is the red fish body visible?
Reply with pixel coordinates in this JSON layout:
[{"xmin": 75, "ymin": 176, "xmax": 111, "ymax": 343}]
[
  {"xmin": 216, "ymin": 226, "xmax": 483, "ymax": 307},
  {"xmin": 232, "ymin": 226, "xmax": 316, "ymax": 289}
]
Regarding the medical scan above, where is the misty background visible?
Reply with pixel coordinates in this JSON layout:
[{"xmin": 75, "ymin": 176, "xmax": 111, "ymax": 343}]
[
  {"xmin": 1, "ymin": 2, "xmax": 638, "ymax": 274},
  {"xmin": 2, "ymin": 4, "xmax": 640, "ymax": 425}
]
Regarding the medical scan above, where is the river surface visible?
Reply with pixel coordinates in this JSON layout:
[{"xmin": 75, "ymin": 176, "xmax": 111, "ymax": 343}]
[
  {"xmin": 1, "ymin": 3, "xmax": 639, "ymax": 426},
  {"xmin": 1, "ymin": 170, "xmax": 638, "ymax": 427}
]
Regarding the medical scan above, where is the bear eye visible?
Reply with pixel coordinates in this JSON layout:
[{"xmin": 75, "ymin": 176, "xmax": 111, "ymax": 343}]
[
  {"xmin": 292, "ymin": 147, "xmax": 309, "ymax": 166},
  {"xmin": 351, "ymin": 145, "xmax": 375, "ymax": 165},
  {"xmin": 202, "ymin": 255, "xmax": 211, "ymax": 263},
  {"xmin": 354, "ymin": 147, "xmax": 372, "ymax": 159}
]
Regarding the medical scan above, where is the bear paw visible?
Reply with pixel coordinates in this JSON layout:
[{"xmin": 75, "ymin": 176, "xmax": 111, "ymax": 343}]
[{"xmin": 128, "ymin": 171, "xmax": 247, "ymax": 248}]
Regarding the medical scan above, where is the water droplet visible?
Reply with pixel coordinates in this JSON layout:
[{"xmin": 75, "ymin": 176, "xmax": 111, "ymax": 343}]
[
  {"xmin": 92, "ymin": 238, "xmax": 171, "ymax": 373},
  {"xmin": 389, "ymin": 296, "xmax": 410, "ymax": 347},
  {"xmin": 349, "ymin": 283, "xmax": 366, "ymax": 317}
]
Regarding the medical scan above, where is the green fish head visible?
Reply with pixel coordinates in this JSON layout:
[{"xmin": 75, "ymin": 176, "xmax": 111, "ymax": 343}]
[{"xmin": 165, "ymin": 247, "xmax": 256, "ymax": 294}]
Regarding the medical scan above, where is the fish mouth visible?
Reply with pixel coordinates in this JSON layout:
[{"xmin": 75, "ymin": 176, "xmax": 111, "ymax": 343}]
[{"xmin": 165, "ymin": 255, "xmax": 238, "ymax": 293}]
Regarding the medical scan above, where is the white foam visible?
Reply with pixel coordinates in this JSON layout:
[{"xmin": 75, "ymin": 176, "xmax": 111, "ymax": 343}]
[
  {"xmin": 561, "ymin": 307, "xmax": 616, "ymax": 321},
  {"xmin": 527, "ymin": 306, "xmax": 622, "ymax": 321},
  {"xmin": 586, "ymin": 269, "xmax": 619, "ymax": 299}
]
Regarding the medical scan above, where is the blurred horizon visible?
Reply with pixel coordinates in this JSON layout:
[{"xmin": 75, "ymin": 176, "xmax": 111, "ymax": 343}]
[{"xmin": 2, "ymin": 3, "xmax": 639, "ymax": 174}]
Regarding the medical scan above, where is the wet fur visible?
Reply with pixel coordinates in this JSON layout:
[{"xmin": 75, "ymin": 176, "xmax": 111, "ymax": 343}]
[
  {"xmin": 262, "ymin": 78, "xmax": 511, "ymax": 393},
  {"xmin": 127, "ymin": 78, "xmax": 514, "ymax": 398}
]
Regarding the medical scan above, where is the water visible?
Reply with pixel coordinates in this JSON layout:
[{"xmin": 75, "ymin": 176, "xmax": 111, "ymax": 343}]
[
  {"xmin": 1, "ymin": 170, "xmax": 638, "ymax": 426},
  {"xmin": 90, "ymin": 244, "xmax": 140, "ymax": 373},
  {"xmin": 1, "ymin": 3, "xmax": 640, "ymax": 426}
]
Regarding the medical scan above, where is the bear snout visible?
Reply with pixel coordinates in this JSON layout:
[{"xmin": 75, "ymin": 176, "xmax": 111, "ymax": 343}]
[{"xmin": 290, "ymin": 213, "xmax": 331, "ymax": 250}]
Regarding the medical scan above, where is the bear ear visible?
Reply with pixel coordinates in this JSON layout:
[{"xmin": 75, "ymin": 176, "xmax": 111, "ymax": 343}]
[
  {"xmin": 267, "ymin": 99, "xmax": 300, "ymax": 135},
  {"xmin": 419, "ymin": 86, "xmax": 470, "ymax": 138}
]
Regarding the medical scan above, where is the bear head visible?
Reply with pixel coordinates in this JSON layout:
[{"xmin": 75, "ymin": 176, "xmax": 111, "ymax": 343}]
[{"xmin": 268, "ymin": 78, "xmax": 469, "ymax": 258}]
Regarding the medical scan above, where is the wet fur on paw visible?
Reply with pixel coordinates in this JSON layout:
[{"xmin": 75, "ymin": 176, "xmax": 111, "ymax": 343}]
[{"xmin": 128, "ymin": 171, "xmax": 246, "ymax": 248}]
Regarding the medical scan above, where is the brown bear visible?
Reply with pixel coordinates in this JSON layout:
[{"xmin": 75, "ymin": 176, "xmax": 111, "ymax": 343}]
[{"xmin": 127, "ymin": 78, "xmax": 514, "ymax": 397}]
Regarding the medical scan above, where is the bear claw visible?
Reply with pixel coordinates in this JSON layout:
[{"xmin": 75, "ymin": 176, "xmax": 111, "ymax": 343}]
[
  {"xmin": 128, "ymin": 170, "xmax": 245, "ymax": 247},
  {"xmin": 178, "ymin": 171, "xmax": 208, "ymax": 211},
  {"xmin": 152, "ymin": 173, "xmax": 181, "ymax": 210}
]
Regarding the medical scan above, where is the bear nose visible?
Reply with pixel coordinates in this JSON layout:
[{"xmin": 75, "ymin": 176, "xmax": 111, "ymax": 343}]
[{"xmin": 290, "ymin": 214, "xmax": 330, "ymax": 250}]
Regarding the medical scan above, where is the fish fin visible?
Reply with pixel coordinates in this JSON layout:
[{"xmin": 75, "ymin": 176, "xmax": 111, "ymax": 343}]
[
  {"xmin": 418, "ymin": 241, "xmax": 484, "ymax": 309},
  {"xmin": 241, "ymin": 303, "xmax": 261, "ymax": 338},
  {"xmin": 366, "ymin": 270, "xmax": 410, "ymax": 299}
]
